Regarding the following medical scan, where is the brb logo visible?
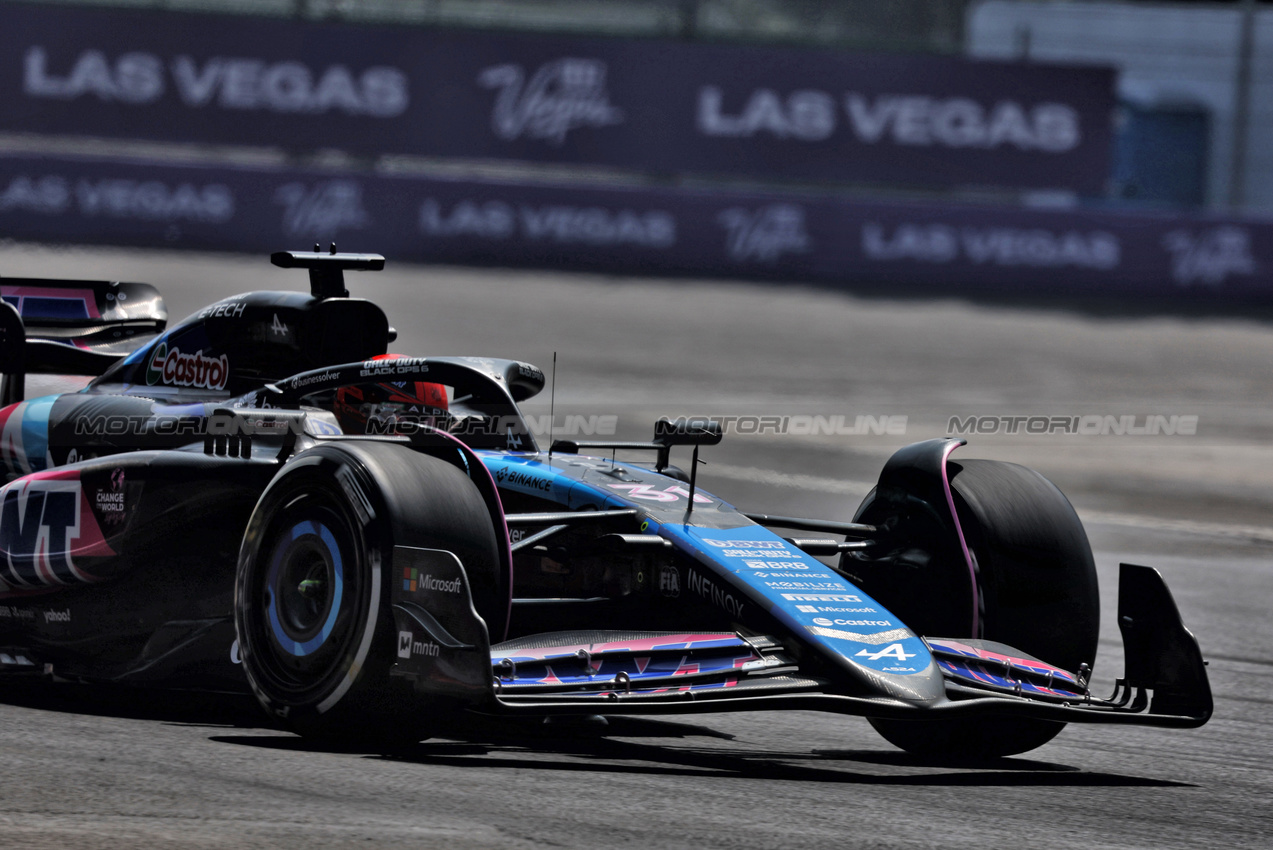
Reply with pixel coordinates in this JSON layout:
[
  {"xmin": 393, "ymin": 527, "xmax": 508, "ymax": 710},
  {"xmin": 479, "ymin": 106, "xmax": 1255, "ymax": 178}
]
[
  {"xmin": 145, "ymin": 341, "xmax": 229, "ymax": 390},
  {"xmin": 0, "ymin": 478, "xmax": 108, "ymax": 586},
  {"xmin": 478, "ymin": 58, "xmax": 624, "ymax": 145}
]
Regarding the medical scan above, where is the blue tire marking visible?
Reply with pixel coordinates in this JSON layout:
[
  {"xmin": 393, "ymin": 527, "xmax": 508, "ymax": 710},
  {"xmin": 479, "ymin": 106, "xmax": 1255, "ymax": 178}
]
[{"xmin": 265, "ymin": 520, "xmax": 345, "ymax": 657}]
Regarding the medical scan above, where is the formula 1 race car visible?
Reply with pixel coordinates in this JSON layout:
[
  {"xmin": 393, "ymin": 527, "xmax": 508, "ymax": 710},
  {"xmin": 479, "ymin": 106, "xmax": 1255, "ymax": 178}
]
[{"xmin": 0, "ymin": 249, "xmax": 1212, "ymax": 757}]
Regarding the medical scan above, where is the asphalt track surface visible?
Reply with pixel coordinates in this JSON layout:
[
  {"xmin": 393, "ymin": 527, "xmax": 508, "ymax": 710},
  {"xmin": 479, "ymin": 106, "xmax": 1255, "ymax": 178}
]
[{"xmin": 0, "ymin": 244, "xmax": 1270, "ymax": 849}]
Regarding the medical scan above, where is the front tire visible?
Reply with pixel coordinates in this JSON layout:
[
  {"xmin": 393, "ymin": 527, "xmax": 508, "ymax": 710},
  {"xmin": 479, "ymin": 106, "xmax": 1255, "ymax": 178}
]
[
  {"xmin": 234, "ymin": 442, "xmax": 500, "ymax": 747},
  {"xmin": 851, "ymin": 459, "xmax": 1099, "ymax": 758}
]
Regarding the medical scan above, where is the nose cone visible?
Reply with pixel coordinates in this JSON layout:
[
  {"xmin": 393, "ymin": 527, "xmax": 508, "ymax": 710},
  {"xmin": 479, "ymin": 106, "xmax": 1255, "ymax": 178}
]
[
  {"xmin": 850, "ymin": 653, "xmax": 946, "ymax": 704},
  {"xmin": 802, "ymin": 626, "xmax": 945, "ymax": 704}
]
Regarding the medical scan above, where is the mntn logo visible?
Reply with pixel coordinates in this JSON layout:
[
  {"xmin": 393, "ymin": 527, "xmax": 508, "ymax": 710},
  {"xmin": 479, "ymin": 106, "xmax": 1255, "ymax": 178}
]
[{"xmin": 396, "ymin": 631, "xmax": 441, "ymax": 659}]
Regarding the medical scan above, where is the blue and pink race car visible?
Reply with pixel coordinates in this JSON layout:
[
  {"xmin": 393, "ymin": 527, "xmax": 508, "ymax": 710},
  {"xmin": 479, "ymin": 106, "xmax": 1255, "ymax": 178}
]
[{"xmin": 0, "ymin": 249, "xmax": 1211, "ymax": 757}]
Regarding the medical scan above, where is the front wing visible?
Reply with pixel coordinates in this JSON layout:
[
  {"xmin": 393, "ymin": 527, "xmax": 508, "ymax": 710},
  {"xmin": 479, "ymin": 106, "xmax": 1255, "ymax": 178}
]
[{"xmin": 392, "ymin": 557, "xmax": 1211, "ymax": 729}]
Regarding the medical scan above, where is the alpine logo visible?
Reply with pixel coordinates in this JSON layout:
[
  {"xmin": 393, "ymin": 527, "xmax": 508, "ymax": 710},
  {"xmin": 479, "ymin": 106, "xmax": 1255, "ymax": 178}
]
[
  {"xmin": 855, "ymin": 643, "xmax": 917, "ymax": 662},
  {"xmin": 145, "ymin": 341, "xmax": 229, "ymax": 390}
]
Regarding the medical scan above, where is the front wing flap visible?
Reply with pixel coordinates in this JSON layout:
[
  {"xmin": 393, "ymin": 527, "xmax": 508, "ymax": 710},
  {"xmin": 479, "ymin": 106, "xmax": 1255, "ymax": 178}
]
[
  {"xmin": 478, "ymin": 564, "xmax": 1211, "ymax": 728},
  {"xmin": 490, "ymin": 631, "xmax": 813, "ymax": 701}
]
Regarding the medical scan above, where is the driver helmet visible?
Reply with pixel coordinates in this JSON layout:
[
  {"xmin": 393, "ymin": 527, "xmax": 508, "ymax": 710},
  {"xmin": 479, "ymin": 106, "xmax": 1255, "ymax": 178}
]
[{"xmin": 333, "ymin": 355, "xmax": 449, "ymax": 435}]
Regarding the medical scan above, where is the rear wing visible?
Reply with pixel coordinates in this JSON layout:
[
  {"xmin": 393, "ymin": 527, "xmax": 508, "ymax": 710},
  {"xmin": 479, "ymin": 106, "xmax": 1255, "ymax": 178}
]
[{"xmin": 0, "ymin": 277, "xmax": 167, "ymax": 405}]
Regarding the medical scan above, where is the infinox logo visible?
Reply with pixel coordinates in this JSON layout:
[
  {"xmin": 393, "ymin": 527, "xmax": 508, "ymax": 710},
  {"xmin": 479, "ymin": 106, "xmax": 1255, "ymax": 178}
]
[{"xmin": 145, "ymin": 341, "xmax": 229, "ymax": 390}]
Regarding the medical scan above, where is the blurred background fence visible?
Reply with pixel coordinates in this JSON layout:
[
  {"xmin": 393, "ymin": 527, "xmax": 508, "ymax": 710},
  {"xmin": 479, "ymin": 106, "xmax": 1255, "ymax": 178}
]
[{"xmin": 1, "ymin": 0, "xmax": 1271, "ymax": 302}]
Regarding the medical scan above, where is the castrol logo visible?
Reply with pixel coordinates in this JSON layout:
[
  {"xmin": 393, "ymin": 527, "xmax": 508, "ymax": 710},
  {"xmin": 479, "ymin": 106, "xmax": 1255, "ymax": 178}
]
[{"xmin": 145, "ymin": 342, "xmax": 229, "ymax": 390}]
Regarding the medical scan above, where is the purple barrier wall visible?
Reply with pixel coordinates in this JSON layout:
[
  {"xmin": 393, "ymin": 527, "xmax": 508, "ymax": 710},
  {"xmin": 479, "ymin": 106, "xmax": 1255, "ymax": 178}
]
[
  {"xmin": 1, "ymin": 153, "xmax": 1269, "ymax": 302},
  {"xmin": 0, "ymin": 5, "xmax": 1115, "ymax": 194}
]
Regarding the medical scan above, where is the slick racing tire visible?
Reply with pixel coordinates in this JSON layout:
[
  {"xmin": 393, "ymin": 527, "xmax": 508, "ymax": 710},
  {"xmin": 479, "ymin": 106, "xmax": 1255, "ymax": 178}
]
[
  {"xmin": 234, "ymin": 441, "xmax": 501, "ymax": 748},
  {"xmin": 852, "ymin": 459, "xmax": 1099, "ymax": 758}
]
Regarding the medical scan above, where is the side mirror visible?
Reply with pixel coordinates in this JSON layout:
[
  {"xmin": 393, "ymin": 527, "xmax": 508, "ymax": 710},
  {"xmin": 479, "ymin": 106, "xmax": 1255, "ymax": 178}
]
[{"xmin": 503, "ymin": 361, "xmax": 545, "ymax": 402}]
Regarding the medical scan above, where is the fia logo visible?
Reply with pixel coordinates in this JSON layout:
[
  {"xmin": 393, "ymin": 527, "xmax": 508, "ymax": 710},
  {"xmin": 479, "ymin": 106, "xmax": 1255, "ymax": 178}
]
[
  {"xmin": 478, "ymin": 58, "xmax": 624, "ymax": 145},
  {"xmin": 658, "ymin": 565, "xmax": 680, "ymax": 598},
  {"xmin": 855, "ymin": 643, "xmax": 916, "ymax": 662},
  {"xmin": 718, "ymin": 204, "xmax": 811, "ymax": 262},
  {"xmin": 397, "ymin": 630, "xmax": 413, "ymax": 659}
]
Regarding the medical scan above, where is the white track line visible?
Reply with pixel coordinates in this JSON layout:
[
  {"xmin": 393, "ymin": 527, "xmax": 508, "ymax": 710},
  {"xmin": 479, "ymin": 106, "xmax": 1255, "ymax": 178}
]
[
  {"xmin": 704, "ymin": 462, "xmax": 1273, "ymax": 544},
  {"xmin": 1076, "ymin": 511, "xmax": 1273, "ymax": 545}
]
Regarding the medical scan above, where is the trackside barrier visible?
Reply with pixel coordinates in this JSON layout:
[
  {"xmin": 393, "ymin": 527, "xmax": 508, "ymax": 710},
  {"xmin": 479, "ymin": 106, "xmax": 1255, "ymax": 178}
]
[{"xmin": 1, "ymin": 153, "xmax": 1271, "ymax": 303}]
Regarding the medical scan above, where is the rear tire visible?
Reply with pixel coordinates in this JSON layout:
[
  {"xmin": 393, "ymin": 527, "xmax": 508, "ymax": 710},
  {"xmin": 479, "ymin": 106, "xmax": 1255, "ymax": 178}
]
[
  {"xmin": 234, "ymin": 442, "xmax": 500, "ymax": 748},
  {"xmin": 853, "ymin": 459, "xmax": 1099, "ymax": 758}
]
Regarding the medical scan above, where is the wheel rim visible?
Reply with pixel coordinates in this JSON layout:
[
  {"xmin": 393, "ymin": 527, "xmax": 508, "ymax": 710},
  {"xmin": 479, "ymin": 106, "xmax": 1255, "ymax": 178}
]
[
  {"xmin": 246, "ymin": 491, "xmax": 367, "ymax": 700},
  {"xmin": 265, "ymin": 520, "xmax": 345, "ymax": 657}
]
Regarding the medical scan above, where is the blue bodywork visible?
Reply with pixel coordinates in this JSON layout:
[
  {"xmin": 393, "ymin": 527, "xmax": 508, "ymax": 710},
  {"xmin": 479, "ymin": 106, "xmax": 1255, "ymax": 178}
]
[{"xmin": 477, "ymin": 450, "xmax": 944, "ymax": 705}]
